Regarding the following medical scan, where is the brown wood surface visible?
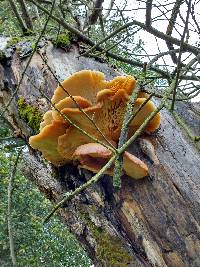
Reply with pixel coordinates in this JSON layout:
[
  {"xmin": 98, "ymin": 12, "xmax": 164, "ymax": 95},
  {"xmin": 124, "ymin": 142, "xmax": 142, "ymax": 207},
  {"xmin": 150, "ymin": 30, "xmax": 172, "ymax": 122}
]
[{"xmin": 1, "ymin": 42, "xmax": 200, "ymax": 267}]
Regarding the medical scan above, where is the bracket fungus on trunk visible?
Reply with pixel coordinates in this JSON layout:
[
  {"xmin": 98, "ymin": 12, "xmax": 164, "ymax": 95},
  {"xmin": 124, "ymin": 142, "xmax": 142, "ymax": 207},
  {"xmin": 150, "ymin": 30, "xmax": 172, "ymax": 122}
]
[
  {"xmin": 73, "ymin": 143, "xmax": 148, "ymax": 179},
  {"xmin": 29, "ymin": 70, "xmax": 161, "ymax": 179}
]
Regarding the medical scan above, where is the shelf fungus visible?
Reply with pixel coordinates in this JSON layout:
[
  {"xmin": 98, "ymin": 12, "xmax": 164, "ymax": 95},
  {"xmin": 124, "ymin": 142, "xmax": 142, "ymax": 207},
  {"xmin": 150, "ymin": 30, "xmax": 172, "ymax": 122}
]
[
  {"xmin": 73, "ymin": 143, "xmax": 148, "ymax": 179},
  {"xmin": 29, "ymin": 70, "xmax": 161, "ymax": 179}
]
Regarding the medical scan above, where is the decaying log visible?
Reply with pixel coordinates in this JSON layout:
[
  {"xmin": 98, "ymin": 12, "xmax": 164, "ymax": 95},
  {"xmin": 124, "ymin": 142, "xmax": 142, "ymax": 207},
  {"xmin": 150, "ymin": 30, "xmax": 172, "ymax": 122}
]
[{"xmin": 0, "ymin": 42, "xmax": 200, "ymax": 267}]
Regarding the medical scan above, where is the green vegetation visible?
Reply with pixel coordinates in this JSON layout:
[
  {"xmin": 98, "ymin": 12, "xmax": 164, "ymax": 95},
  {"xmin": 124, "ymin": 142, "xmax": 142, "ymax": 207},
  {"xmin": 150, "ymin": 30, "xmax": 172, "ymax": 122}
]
[
  {"xmin": 81, "ymin": 210, "xmax": 133, "ymax": 266},
  {"xmin": 17, "ymin": 97, "xmax": 42, "ymax": 133},
  {"xmin": 0, "ymin": 120, "xmax": 91, "ymax": 266},
  {"xmin": 6, "ymin": 36, "xmax": 21, "ymax": 48},
  {"xmin": 0, "ymin": 151, "xmax": 91, "ymax": 266},
  {"xmin": 52, "ymin": 33, "xmax": 72, "ymax": 48}
]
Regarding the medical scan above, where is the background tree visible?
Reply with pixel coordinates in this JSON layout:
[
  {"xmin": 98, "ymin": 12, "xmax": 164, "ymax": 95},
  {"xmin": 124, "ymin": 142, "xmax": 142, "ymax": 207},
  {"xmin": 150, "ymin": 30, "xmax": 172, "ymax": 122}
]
[{"xmin": 0, "ymin": 0, "xmax": 200, "ymax": 266}]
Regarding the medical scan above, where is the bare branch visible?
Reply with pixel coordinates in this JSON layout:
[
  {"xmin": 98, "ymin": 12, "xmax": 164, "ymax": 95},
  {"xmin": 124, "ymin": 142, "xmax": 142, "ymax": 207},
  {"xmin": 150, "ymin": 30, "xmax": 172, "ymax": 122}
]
[
  {"xmin": 190, "ymin": 1, "xmax": 200, "ymax": 34},
  {"xmin": 147, "ymin": 49, "xmax": 180, "ymax": 68},
  {"xmin": 80, "ymin": 21, "xmax": 135, "ymax": 56},
  {"xmin": 29, "ymin": 0, "xmax": 199, "ymax": 55},
  {"xmin": 88, "ymin": 0, "xmax": 104, "ymax": 25},
  {"xmin": 17, "ymin": 0, "xmax": 33, "ymax": 30},
  {"xmin": 166, "ymin": 0, "xmax": 184, "ymax": 64},
  {"xmin": 7, "ymin": 0, "xmax": 28, "ymax": 33},
  {"xmin": 171, "ymin": 0, "xmax": 193, "ymax": 111},
  {"xmin": 113, "ymin": 81, "xmax": 141, "ymax": 188},
  {"xmin": 146, "ymin": 0, "xmax": 153, "ymax": 27}
]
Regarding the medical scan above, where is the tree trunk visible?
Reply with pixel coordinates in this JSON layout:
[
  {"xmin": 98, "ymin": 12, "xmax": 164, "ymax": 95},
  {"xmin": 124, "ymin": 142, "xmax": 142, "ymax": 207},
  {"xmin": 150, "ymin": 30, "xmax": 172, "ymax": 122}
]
[{"xmin": 1, "ymin": 42, "xmax": 200, "ymax": 267}]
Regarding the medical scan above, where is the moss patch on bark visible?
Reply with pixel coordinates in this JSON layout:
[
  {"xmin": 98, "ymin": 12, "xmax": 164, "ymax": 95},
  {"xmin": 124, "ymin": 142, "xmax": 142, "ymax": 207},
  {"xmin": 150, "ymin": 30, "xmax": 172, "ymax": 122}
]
[{"xmin": 17, "ymin": 97, "xmax": 42, "ymax": 133}]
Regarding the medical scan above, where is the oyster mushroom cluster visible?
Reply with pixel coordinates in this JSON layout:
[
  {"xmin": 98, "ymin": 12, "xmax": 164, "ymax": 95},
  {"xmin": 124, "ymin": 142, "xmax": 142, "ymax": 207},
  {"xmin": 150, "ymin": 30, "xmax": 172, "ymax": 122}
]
[{"xmin": 29, "ymin": 70, "xmax": 161, "ymax": 179}]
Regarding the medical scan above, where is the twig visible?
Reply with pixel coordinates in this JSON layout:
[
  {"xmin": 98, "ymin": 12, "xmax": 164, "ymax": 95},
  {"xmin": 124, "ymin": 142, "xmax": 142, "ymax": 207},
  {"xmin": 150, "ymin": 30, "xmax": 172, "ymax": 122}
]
[
  {"xmin": 141, "ymin": 88, "xmax": 197, "ymax": 101},
  {"xmin": 80, "ymin": 21, "xmax": 135, "ymax": 57},
  {"xmin": 7, "ymin": 148, "xmax": 23, "ymax": 267},
  {"xmin": 190, "ymin": 2, "xmax": 200, "ymax": 34},
  {"xmin": 147, "ymin": 49, "xmax": 180, "ymax": 69},
  {"xmin": 112, "ymin": 80, "xmax": 141, "ymax": 188},
  {"xmin": 171, "ymin": 0, "xmax": 191, "ymax": 111},
  {"xmin": 8, "ymin": 0, "xmax": 28, "ymax": 33},
  {"xmin": 165, "ymin": 0, "xmax": 184, "ymax": 64},
  {"xmin": 93, "ymin": 31, "xmax": 135, "ymax": 57},
  {"xmin": 43, "ymin": 155, "xmax": 116, "ymax": 223},
  {"xmin": 146, "ymin": 0, "xmax": 153, "ymax": 27},
  {"xmin": 88, "ymin": 0, "xmax": 104, "ymax": 25},
  {"xmin": 0, "ymin": 0, "xmax": 56, "ymax": 119}
]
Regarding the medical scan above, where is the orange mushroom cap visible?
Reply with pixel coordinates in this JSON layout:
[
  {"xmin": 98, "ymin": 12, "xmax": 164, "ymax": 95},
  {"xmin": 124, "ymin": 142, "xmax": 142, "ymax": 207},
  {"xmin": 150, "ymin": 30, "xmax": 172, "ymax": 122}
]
[
  {"xmin": 73, "ymin": 143, "xmax": 114, "ymax": 175},
  {"xmin": 57, "ymin": 126, "xmax": 95, "ymax": 160},
  {"xmin": 51, "ymin": 70, "xmax": 106, "ymax": 105},
  {"xmin": 104, "ymin": 75, "xmax": 136, "ymax": 95},
  {"xmin": 39, "ymin": 110, "xmax": 53, "ymax": 131},
  {"xmin": 55, "ymin": 89, "xmax": 130, "ymax": 142},
  {"xmin": 123, "ymin": 152, "xmax": 148, "ymax": 179},
  {"xmin": 129, "ymin": 98, "xmax": 161, "ymax": 134},
  {"xmin": 29, "ymin": 120, "xmax": 68, "ymax": 166},
  {"xmin": 52, "ymin": 96, "xmax": 92, "ymax": 123},
  {"xmin": 51, "ymin": 70, "xmax": 136, "ymax": 105},
  {"xmin": 73, "ymin": 143, "xmax": 148, "ymax": 179}
]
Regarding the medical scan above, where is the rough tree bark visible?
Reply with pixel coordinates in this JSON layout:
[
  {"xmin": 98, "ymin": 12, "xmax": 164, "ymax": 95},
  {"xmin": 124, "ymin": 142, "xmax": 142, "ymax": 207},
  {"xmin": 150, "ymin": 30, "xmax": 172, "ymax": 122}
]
[{"xmin": 0, "ymin": 42, "xmax": 200, "ymax": 267}]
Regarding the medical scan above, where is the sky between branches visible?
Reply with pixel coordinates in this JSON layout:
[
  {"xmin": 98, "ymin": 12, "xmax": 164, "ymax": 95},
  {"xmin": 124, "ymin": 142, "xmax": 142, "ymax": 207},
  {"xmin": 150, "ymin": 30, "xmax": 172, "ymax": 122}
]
[{"xmin": 103, "ymin": 0, "xmax": 200, "ymax": 101}]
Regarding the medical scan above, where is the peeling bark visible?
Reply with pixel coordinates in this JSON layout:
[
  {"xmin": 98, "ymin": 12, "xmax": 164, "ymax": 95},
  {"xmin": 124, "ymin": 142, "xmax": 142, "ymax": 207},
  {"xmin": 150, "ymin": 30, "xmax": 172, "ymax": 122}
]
[{"xmin": 1, "ymin": 42, "xmax": 200, "ymax": 267}]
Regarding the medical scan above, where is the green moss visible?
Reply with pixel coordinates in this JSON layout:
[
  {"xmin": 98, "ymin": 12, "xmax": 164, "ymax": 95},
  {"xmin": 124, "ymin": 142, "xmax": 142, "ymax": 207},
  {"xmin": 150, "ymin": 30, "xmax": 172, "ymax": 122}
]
[
  {"xmin": 80, "ymin": 210, "xmax": 133, "ymax": 267},
  {"xmin": 23, "ymin": 28, "xmax": 34, "ymax": 36},
  {"xmin": 6, "ymin": 37, "xmax": 21, "ymax": 48},
  {"xmin": 52, "ymin": 33, "xmax": 72, "ymax": 48},
  {"xmin": 17, "ymin": 97, "xmax": 42, "ymax": 133}
]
